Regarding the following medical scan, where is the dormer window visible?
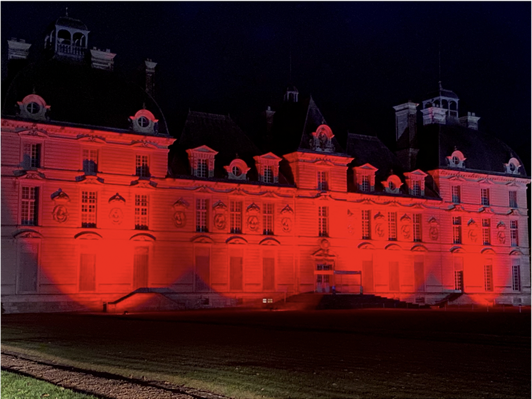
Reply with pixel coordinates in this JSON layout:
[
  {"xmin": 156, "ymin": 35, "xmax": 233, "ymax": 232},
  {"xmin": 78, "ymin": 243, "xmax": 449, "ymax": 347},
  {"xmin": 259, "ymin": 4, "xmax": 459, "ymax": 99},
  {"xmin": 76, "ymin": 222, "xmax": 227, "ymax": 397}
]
[
  {"xmin": 381, "ymin": 174, "xmax": 402, "ymax": 194},
  {"xmin": 17, "ymin": 94, "xmax": 50, "ymax": 121},
  {"xmin": 224, "ymin": 158, "xmax": 250, "ymax": 181},
  {"xmin": 504, "ymin": 157, "xmax": 521, "ymax": 175},
  {"xmin": 186, "ymin": 145, "xmax": 218, "ymax": 179},
  {"xmin": 129, "ymin": 109, "xmax": 158, "ymax": 135},
  {"xmin": 354, "ymin": 163, "xmax": 378, "ymax": 193},
  {"xmin": 447, "ymin": 149, "xmax": 466, "ymax": 169},
  {"xmin": 310, "ymin": 125, "xmax": 335, "ymax": 153},
  {"xmin": 404, "ymin": 170, "xmax": 427, "ymax": 197},
  {"xmin": 254, "ymin": 153, "xmax": 282, "ymax": 184}
]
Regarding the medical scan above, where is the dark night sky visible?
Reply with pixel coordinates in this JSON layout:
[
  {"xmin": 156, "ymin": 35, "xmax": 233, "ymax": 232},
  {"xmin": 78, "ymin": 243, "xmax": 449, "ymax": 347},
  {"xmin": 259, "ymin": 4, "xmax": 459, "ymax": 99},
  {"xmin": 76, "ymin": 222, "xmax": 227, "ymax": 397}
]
[{"xmin": 2, "ymin": 2, "xmax": 530, "ymax": 169}]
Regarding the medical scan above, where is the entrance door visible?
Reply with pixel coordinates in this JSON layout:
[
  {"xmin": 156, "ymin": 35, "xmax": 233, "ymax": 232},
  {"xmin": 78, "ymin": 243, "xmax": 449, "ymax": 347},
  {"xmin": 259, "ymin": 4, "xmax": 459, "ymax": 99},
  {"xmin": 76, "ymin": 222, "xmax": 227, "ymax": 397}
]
[
  {"xmin": 133, "ymin": 247, "xmax": 149, "ymax": 289},
  {"xmin": 316, "ymin": 274, "xmax": 331, "ymax": 293}
]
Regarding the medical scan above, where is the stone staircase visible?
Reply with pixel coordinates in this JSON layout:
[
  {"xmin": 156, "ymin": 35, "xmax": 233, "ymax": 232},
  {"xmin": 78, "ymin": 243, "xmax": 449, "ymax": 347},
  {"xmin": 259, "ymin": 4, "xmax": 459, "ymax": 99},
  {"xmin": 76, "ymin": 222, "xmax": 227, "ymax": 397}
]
[{"xmin": 282, "ymin": 293, "xmax": 430, "ymax": 310}]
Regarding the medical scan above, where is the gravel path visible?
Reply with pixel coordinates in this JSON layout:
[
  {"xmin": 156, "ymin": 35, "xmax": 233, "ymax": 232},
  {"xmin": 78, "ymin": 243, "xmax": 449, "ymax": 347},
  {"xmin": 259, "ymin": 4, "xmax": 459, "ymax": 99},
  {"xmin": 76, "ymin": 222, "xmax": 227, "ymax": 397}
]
[{"xmin": 1, "ymin": 352, "xmax": 229, "ymax": 399}]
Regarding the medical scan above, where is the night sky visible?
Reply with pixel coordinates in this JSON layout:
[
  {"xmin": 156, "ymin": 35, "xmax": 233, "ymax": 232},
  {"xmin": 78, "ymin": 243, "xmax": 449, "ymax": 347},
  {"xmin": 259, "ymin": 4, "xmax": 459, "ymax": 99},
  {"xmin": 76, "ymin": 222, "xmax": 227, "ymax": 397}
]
[{"xmin": 2, "ymin": 2, "xmax": 530, "ymax": 168}]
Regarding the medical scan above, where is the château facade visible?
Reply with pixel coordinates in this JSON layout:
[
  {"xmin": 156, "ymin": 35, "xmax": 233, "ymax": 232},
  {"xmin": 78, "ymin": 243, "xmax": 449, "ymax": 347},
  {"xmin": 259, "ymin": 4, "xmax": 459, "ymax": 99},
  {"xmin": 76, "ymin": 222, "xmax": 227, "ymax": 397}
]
[{"xmin": 1, "ymin": 15, "xmax": 529, "ymax": 313}]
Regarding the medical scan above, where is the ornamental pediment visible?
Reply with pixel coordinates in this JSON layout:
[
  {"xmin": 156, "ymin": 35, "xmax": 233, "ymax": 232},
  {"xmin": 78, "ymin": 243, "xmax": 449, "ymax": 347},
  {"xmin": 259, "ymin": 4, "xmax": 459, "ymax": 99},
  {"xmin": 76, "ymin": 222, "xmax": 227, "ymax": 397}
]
[
  {"xmin": 247, "ymin": 202, "xmax": 260, "ymax": 214},
  {"xmin": 477, "ymin": 178, "xmax": 493, "ymax": 185},
  {"xmin": 259, "ymin": 237, "xmax": 280, "ymax": 246},
  {"xmin": 130, "ymin": 140, "xmax": 158, "ymax": 149},
  {"xmin": 226, "ymin": 236, "xmax": 248, "ymax": 245},
  {"xmin": 77, "ymin": 135, "xmax": 106, "ymax": 144},
  {"xmin": 507, "ymin": 208, "xmax": 524, "ymax": 216},
  {"xmin": 76, "ymin": 175, "xmax": 104, "ymax": 185},
  {"xmin": 51, "ymin": 189, "xmax": 70, "ymax": 203},
  {"xmin": 130, "ymin": 179, "xmax": 156, "ymax": 189},
  {"xmin": 448, "ymin": 204, "xmax": 465, "ymax": 212},
  {"xmin": 13, "ymin": 229, "xmax": 43, "ymax": 239},
  {"xmin": 187, "ymin": 145, "xmax": 218, "ymax": 155},
  {"xmin": 14, "ymin": 170, "xmax": 46, "ymax": 180},
  {"xmin": 478, "ymin": 207, "xmax": 494, "ymax": 214},
  {"xmin": 191, "ymin": 235, "xmax": 214, "ymax": 244},
  {"xmin": 17, "ymin": 127, "xmax": 50, "ymax": 138},
  {"xmin": 130, "ymin": 233, "xmax": 156, "ymax": 242},
  {"xmin": 354, "ymin": 163, "xmax": 378, "ymax": 172},
  {"xmin": 448, "ymin": 175, "xmax": 466, "ymax": 182},
  {"xmin": 172, "ymin": 198, "xmax": 189, "ymax": 210},
  {"xmin": 212, "ymin": 200, "xmax": 227, "ymax": 211},
  {"xmin": 280, "ymin": 205, "xmax": 294, "ymax": 215},
  {"xmin": 108, "ymin": 192, "xmax": 126, "ymax": 205}
]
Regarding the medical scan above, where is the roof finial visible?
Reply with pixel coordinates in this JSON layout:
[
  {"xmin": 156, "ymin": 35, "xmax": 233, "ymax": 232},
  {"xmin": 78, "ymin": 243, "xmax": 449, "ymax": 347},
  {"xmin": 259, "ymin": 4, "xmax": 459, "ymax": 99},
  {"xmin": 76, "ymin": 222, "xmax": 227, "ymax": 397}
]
[
  {"xmin": 142, "ymin": 102, "xmax": 146, "ymax": 109},
  {"xmin": 438, "ymin": 41, "xmax": 441, "ymax": 87},
  {"xmin": 65, "ymin": 6, "xmax": 68, "ymax": 17}
]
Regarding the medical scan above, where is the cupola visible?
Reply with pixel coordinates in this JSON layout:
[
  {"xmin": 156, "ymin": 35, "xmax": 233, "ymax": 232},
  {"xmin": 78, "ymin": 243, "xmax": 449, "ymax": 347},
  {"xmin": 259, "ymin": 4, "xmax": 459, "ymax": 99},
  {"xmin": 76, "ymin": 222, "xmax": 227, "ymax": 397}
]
[
  {"xmin": 421, "ymin": 82, "xmax": 459, "ymax": 126},
  {"xmin": 44, "ymin": 10, "xmax": 89, "ymax": 63}
]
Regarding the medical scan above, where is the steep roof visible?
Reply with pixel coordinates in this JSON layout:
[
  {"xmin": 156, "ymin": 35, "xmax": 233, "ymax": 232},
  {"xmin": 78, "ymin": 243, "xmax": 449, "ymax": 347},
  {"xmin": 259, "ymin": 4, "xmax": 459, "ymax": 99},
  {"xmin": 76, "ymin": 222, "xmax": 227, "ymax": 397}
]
[{"xmin": 2, "ymin": 59, "xmax": 169, "ymax": 136}]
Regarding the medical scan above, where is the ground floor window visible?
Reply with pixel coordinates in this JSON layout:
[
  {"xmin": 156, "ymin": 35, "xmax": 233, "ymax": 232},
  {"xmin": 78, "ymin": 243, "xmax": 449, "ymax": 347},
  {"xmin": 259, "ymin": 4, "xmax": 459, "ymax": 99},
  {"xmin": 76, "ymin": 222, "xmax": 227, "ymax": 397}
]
[
  {"xmin": 133, "ymin": 246, "xmax": 149, "ymax": 289},
  {"xmin": 512, "ymin": 264, "xmax": 521, "ymax": 291},
  {"xmin": 18, "ymin": 242, "xmax": 39, "ymax": 293},
  {"xmin": 195, "ymin": 247, "xmax": 210, "ymax": 292}
]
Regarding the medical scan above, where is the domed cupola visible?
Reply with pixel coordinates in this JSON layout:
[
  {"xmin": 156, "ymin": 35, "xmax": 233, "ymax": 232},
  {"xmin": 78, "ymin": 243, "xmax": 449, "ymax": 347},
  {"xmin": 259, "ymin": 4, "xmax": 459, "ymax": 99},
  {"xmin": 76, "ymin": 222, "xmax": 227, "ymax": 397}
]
[
  {"xmin": 421, "ymin": 82, "xmax": 460, "ymax": 126},
  {"xmin": 44, "ymin": 9, "xmax": 89, "ymax": 63}
]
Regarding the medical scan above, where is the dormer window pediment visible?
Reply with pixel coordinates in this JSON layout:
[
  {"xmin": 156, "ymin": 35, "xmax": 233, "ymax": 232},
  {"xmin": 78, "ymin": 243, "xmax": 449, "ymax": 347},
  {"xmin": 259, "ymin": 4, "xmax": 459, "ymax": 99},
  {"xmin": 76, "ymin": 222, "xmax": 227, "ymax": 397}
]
[
  {"xmin": 504, "ymin": 157, "xmax": 521, "ymax": 175},
  {"xmin": 447, "ymin": 149, "xmax": 466, "ymax": 168},
  {"xmin": 225, "ymin": 159, "xmax": 250, "ymax": 180},
  {"xmin": 254, "ymin": 152, "xmax": 281, "ymax": 184},
  {"xmin": 310, "ymin": 125, "xmax": 335, "ymax": 153},
  {"xmin": 129, "ymin": 109, "xmax": 158, "ymax": 135},
  {"xmin": 404, "ymin": 169, "xmax": 427, "ymax": 197},
  {"xmin": 17, "ymin": 94, "xmax": 50, "ymax": 121},
  {"xmin": 186, "ymin": 145, "xmax": 218, "ymax": 179},
  {"xmin": 382, "ymin": 174, "xmax": 403, "ymax": 194},
  {"xmin": 354, "ymin": 163, "xmax": 378, "ymax": 192}
]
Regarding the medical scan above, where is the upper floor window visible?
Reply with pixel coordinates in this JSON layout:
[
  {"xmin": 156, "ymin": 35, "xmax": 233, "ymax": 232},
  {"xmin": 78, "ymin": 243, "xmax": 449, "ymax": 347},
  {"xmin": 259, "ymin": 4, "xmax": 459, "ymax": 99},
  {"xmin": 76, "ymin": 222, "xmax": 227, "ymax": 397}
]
[
  {"xmin": 317, "ymin": 171, "xmax": 329, "ymax": 191},
  {"xmin": 388, "ymin": 212, "xmax": 397, "ymax": 241},
  {"xmin": 196, "ymin": 199, "xmax": 208, "ymax": 232},
  {"xmin": 81, "ymin": 191, "xmax": 97, "ymax": 228},
  {"xmin": 129, "ymin": 109, "xmax": 158, "ymax": 134},
  {"xmin": 447, "ymin": 149, "xmax": 466, "ymax": 169},
  {"xmin": 509, "ymin": 191, "xmax": 517, "ymax": 208},
  {"xmin": 136, "ymin": 155, "xmax": 150, "ymax": 178},
  {"xmin": 482, "ymin": 219, "xmax": 490, "ymax": 245},
  {"xmin": 405, "ymin": 170, "xmax": 427, "ymax": 197},
  {"xmin": 17, "ymin": 94, "xmax": 50, "ymax": 121},
  {"xmin": 23, "ymin": 143, "xmax": 41, "ymax": 169},
  {"xmin": 254, "ymin": 152, "xmax": 281, "ymax": 184},
  {"xmin": 197, "ymin": 159, "xmax": 208, "ymax": 178},
  {"xmin": 481, "ymin": 188, "xmax": 490, "ymax": 206},
  {"xmin": 452, "ymin": 186, "xmax": 461, "ymax": 204},
  {"xmin": 21, "ymin": 187, "xmax": 39, "ymax": 226},
  {"xmin": 361, "ymin": 210, "xmax": 371, "ymax": 239},
  {"xmin": 412, "ymin": 181, "xmax": 421, "ymax": 196},
  {"xmin": 83, "ymin": 149, "xmax": 98, "ymax": 175},
  {"xmin": 318, "ymin": 206, "xmax": 329, "ymax": 237},
  {"xmin": 263, "ymin": 203, "xmax": 274, "ymax": 235},
  {"xmin": 230, "ymin": 201, "xmax": 242, "ymax": 234},
  {"xmin": 187, "ymin": 145, "xmax": 218, "ymax": 179},
  {"xmin": 361, "ymin": 175, "xmax": 370, "ymax": 192},
  {"xmin": 510, "ymin": 220, "xmax": 518, "ymax": 247},
  {"xmin": 413, "ymin": 214, "xmax": 422, "ymax": 242},
  {"xmin": 134, "ymin": 195, "xmax": 149, "ymax": 230},
  {"xmin": 452, "ymin": 216, "xmax": 462, "ymax": 244},
  {"xmin": 354, "ymin": 164, "xmax": 377, "ymax": 193},
  {"xmin": 263, "ymin": 166, "xmax": 273, "ymax": 184}
]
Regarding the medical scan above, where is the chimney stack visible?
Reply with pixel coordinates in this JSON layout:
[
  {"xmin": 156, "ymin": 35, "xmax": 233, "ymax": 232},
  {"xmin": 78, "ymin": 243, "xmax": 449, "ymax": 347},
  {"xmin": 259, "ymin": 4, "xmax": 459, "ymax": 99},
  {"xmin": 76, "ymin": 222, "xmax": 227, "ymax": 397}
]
[
  {"xmin": 459, "ymin": 112, "xmax": 480, "ymax": 130},
  {"xmin": 90, "ymin": 47, "xmax": 116, "ymax": 71},
  {"xmin": 393, "ymin": 101, "xmax": 418, "ymax": 143},
  {"xmin": 7, "ymin": 38, "xmax": 31, "ymax": 60},
  {"xmin": 145, "ymin": 59, "xmax": 157, "ymax": 97}
]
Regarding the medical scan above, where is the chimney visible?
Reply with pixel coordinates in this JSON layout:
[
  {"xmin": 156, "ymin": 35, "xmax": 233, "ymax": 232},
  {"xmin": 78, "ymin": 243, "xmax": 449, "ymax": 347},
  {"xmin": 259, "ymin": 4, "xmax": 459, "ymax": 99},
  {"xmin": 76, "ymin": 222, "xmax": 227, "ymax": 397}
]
[
  {"xmin": 393, "ymin": 101, "xmax": 418, "ymax": 143},
  {"xmin": 145, "ymin": 59, "xmax": 157, "ymax": 97},
  {"xmin": 459, "ymin": 112, "xmax": 480, "ymax": 131},
  {"xmin": 421, "ymin": 105, "xmax": 447, "ymax": 126},
  {"xmin": 7, "ymin": 38, "xmax": 31, "ymax": 60},
  {"xmin": 90, "ymin": 47, "xmax": 116, "ymax": 71}
]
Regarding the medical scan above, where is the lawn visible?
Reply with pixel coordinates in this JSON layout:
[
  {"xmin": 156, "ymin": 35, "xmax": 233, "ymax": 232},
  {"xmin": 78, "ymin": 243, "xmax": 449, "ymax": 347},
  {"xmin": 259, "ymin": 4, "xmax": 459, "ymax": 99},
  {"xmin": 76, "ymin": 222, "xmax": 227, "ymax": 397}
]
[
  {"xmin": 1, "ymin": 370, "xmax": 99, "ymax": 399},
  {"xmin": 2, "ymin": 309, "xmax": 530, "ymax": 399}
]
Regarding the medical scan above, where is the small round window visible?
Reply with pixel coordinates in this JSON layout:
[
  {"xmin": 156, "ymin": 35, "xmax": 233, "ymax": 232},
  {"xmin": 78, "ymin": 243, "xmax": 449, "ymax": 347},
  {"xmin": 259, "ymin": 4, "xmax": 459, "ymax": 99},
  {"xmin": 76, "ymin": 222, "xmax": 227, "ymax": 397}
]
[
  {"xmin": 389, "ymin": 181, "xmax": 396, "ymax": 190},
  {"xmin": 452, "ymin": 156, "xmax": 460, "ymax": 165},
  {"xmin": 137, "ymin": 116, "xmax": 150, "ymax": 128},
  {"xmin": 27, "ymin": 102, "xmax": 41, "ymax": 114},
  {"xmin": 509, "ymin": 163, "xmax": 516, "ymax": 172},
  {"xmin": 232, "ymin": 166, "xmax": 242, "ymax": 177}
]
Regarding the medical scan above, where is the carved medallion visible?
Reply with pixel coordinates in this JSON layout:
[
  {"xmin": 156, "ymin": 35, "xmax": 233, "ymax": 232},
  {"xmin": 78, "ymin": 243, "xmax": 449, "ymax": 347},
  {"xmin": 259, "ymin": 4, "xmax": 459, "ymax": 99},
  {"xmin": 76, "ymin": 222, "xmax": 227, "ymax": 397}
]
[
  {"xmin": 52, "ymin": 205, "xmax": 68, "ymax": 223},
  {"xmin": 173, "ymin": 211, "xmax": 186, "ymax": 228},
  {"xmin": 214, "ymin": 213, "xmax": 226, "ymax": 230},
  {"xmin": 375, "ymin": 223, "xmax": 385, "ymax": 238},
  {"xmin": 248, "ymin": 215, "xmax": 259, "ymax": 232},
  {"xmin": 109, "ymin": 208, "xmax": 124, "ymax": 225},
  {"xmin": 467, "ymin": 221, "xmax": 479, "ymax": 243},
  {"xmin": 401, "ymin": 224, "xmax": 411, "ymax": 240},
  {"xmin": 281, "ymin": 217, "xmax": 292, "ymax": 233}
]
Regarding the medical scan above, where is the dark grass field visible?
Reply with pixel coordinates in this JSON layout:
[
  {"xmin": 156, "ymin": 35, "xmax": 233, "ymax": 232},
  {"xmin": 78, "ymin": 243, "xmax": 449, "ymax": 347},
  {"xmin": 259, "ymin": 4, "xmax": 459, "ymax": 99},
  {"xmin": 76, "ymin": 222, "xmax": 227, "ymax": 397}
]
[{"xmin": 2, "ymin": 308, "xmax": 530, "ymax": 399}]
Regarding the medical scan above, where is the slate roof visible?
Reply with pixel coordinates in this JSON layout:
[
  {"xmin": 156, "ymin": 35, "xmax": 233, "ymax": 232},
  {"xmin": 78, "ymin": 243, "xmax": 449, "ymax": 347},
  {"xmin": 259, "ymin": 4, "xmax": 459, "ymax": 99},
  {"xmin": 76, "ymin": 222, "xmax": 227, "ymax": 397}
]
[
  {"xmin": 346, "ymin": 133, "xmax": 440, "ymax": 198},
  {"xmin": 415, "ymin": 124, "xmax": 528, "ymax": 177},
  {"xmin": 170, "ymin": 111, "xmax": 292, "ymax": 184},
  {"xmin": 55, "ymin": 16, "xmax": 89, "ymax": 30},
  {"xmin": 2, "ymin": 58, "xmax": 169, "ymax": 136}
]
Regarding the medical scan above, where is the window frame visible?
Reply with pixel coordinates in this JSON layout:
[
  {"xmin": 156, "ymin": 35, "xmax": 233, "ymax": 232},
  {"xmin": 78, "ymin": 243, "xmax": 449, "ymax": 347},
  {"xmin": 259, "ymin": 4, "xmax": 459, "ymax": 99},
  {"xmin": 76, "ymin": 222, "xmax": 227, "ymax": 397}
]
[
  {"xmin": 81, "ymin": 191, "xmax": 98, "ymax": 228},
  {"xmin": 195, "ymin": 198, "xmax": 209, "ymax": 232},
  {"xmin": 230, "ymin": 201, "xmax": 242, "ymax": 234},
  {"xmin": 262, "ymin": 203, "xmax": 274, "ymax": 235},
  {"xmin": 21, "ymin": 186, "xmax": 40, "ymax": 226},
  {"xmin": 452, "ymin": 216, "xmax": 462, "ymax": 244},
  {"xmin": 318, "ymin": 206, "xmax": 329, "ymax": 237},
  {"xmin": 134, "ymin": 194, "xmax": 149, "ymax": 230},
  {"xmin": 135, "ymin": 154, "xmax": 150, "ymax": 178}
]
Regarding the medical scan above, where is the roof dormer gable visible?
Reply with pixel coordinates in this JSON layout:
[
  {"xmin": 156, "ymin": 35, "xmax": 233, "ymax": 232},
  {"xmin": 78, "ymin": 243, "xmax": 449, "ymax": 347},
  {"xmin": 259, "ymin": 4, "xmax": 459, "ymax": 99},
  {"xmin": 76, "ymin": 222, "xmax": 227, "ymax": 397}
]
[{"xmin": 186, "ymin": 145, "xmax": 218, "ymax": 178}]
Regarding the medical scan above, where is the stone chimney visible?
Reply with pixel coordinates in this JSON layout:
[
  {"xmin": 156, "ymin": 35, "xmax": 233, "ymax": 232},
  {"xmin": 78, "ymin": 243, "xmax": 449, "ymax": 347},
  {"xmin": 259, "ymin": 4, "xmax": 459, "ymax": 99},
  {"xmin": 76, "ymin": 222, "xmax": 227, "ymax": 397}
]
[
  {"xmin": 7, "ymin": 38, "xmax": 31, "ymax": 60},
  {"xmin": 145, "ymin": 59, "xmax": 157, "ymax": 97},
  {"xmin": 90, "ymin": 47, "xmax": 116, "ymax": 71},
  {"xmin": 393, "ymin": 101, "xmax": 418, "ymax": 142},
  {"xmin": 459, "ymin": 112, "xmax": 480, "ymax": 130}
]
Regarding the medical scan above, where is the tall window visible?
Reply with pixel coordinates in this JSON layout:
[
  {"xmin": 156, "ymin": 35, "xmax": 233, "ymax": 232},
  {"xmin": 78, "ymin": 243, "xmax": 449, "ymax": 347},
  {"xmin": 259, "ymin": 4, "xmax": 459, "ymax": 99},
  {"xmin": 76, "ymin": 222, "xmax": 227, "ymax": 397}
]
[
  {"xmin": 263, "ymin": 166, "xmax": 273, "ymax": 183},
  {"xmin": 81, "ymin": 191, "xmax": 97, "ymax": 228},
  {"xmin": 317, "ymin": 171, "xmax": 328, "ymax": 190},
  {"xmin": 484, "ymin": 264, "xmax": 493, "ymax": 291},
  {"xmin": 21, "ymin": 187, "xmax": 39, "ymax": 226},
  {"xmin": 454, "ymin": 271, "xmax": 464, "ymax": 291},
  {"xmin": 412, "ymin": 181, "xmax": 421, "ymax": 197},
  {"xmin": 512, "ymin": 265, "xmax": 521, "ymax": 291},
  {"xmin": 361, "ymin": 210, "xmax": 371, "ymax": 239},
  {"xmin": 318, "ymin": 206, "xmax": 328, "ymax": 237},
  {"xmin": 263, "ymin": 203, "xmax": 274, "ymax": 235},
  {"xmin": 452, "ymin": 186, "xmax": 461, "ymax": 204},
  {"xmin": 361, "ymin": 175, "xmax": 370, "ymax": 192},
  {"xmin": 196, "ymin": 199, "xmax": 208, "ymax": 232},
  {"xmin": 509, "ymin": 191, "xmax": 517, "ymax": 208},
  {"xmin": 510, "ymin": 220, "xmax": 518, "ymax": 247},
  {"xmin": 413, "ymin": 214, "xmax": 422, "ymax": 242},
  {"xmin": 134, "ymin": 195, "xmax": 149, "ymax": 230},
  {"xmin": 82, "ymin": 149, "xmax": 98, "ymax": 175},
  {"xmin": 481, "ymin": 188, "xmax": 490, "ymax": 206},
  {"xmin": 230, "ymin": 201, "xmax": 242, "ymax": 234},
  {"xmin": 388, "ymin": 212, "xmax": 397, "ymax": 241},
  {"xmin": 23, "ymin": 143, "xmax": 41, "ymax": 169},
  {"xmin": 136, "ymin": 155, "xmax": 150, "ymax": 178},
  {"xmin": 197, "ymin": 159, "xmax": 208, "ymax": 178},
  {"xmin": 452, "ymin": 216, "xmax": 462, "ymax": 244},
  {"xmin": 482, "ymin": 219, "xmax": 490, "ymax": 245}
]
